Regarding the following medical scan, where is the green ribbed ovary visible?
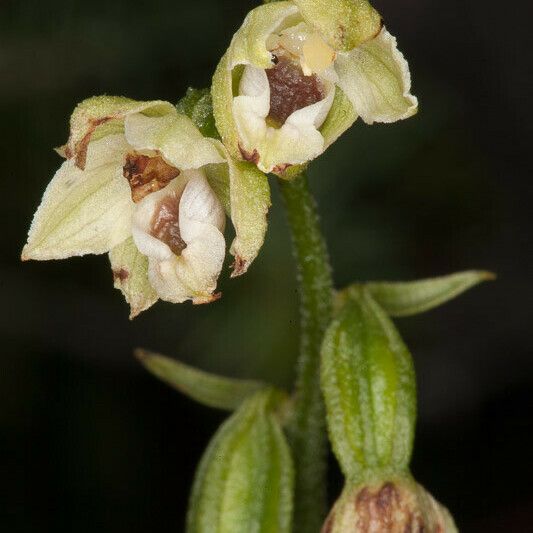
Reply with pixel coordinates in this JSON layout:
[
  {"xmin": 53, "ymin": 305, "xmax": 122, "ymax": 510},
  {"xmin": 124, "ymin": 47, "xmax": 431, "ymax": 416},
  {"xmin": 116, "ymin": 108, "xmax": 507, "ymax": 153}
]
[
  {"xmin": 321, "ymin": 287, "xmax": 416, "ymax": 483},
  {"xmin": 186, "ymin": 389, "xmax": 294, "ymax": 533}
]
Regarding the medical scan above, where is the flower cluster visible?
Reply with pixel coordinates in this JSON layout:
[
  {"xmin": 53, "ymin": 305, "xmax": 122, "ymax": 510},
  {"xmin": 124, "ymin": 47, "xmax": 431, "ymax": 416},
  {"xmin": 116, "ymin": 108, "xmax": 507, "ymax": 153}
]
[
  {"xmin": 22, "ymin": 0, "xmax": 417, "ymax": 317},
  {"xmin": 21, "ymin": 3, "xmax": 470, "ymax": 533}
]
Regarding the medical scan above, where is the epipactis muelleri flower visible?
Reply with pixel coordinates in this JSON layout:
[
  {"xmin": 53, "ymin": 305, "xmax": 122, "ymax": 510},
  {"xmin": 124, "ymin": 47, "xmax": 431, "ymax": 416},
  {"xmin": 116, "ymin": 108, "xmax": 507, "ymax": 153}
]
[
  {"xmin": 22, "ymin": 96, "xmax": 270, "ymax": 317},
  {"xmin": 212, "ymin": 0, "xmax": 418, "ymax": 176}
]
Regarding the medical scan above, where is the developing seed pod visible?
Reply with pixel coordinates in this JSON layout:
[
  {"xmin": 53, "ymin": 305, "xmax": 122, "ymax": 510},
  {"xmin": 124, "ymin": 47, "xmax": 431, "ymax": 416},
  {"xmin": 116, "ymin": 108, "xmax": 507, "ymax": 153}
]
[
  {"xmin": 187, "ymin": 389, "xmax": 294, "ymax": 533},
  {"xmin": 322, "ymin": 478, "xmax": 457, "ymax": 533},
  {"xmin": 321, "ymin": 286, "xmax": 416, "ymax": 481}
]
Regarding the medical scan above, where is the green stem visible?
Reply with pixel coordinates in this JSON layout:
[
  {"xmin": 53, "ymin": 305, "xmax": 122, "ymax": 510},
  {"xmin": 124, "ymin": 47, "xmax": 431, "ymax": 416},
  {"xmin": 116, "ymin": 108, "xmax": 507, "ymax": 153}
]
[{"xmin": 279, "ymin": 172, "xmax": 334, "ymax": 533}]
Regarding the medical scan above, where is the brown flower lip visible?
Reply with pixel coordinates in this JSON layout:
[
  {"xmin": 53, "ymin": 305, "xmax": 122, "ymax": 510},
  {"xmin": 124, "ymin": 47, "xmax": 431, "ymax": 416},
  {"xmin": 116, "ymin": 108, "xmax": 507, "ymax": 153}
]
[
  {"xmin": 266, "ymin": 54, "xmax": 326, "ymax": 126},
  {"xmin": 123, "ymin": 152, "xmax": 180, "ymax": 203},
  {"xmin": 150, "ymin": 193, "xmax": 187, "ymax": 256}
]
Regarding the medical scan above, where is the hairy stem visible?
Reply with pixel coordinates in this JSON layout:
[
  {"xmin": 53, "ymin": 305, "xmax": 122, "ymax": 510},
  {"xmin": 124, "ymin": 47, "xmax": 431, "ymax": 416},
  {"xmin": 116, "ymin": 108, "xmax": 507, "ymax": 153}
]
[{"xmin": 279, "ymin": 172, "xmax": 334, "ymax": 533}]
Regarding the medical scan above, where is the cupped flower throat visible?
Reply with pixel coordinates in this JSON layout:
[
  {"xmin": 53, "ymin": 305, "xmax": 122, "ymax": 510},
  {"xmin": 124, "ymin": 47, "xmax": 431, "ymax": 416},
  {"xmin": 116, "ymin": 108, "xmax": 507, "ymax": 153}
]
[{"xmin": 212, "ymin": 0, "xmax": 417, "ymax": 176}]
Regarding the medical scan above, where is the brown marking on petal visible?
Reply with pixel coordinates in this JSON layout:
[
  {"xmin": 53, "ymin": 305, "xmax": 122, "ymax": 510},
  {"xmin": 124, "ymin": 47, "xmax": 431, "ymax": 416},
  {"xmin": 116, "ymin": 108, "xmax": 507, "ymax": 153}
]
[
  {"xmin": 150, "ymin": 194, "xmax": 187, "ymax": 256},
  {"xmin": 230, "ymin": 256, "xmax": 248, "ymax": 278},
  {"xmin": 193, "ymin": 292, "xmax": 222, "ymax": 305},
  {"xmin": 320, "ymin": 511, "xmax": 335, "ymax": 533},
  {"xmin": 63, "ymin": 145, "xmax": 73, "ymax": 159},
  {"xmin": 337, "ymin": 18, "xmax": 383, "ymax": 49},
  {"xmin": 272, "ymin": 163, "xmax": 293, "ymax": 176},
  {"xmin": 123, "ymin": 152, "xmax": 180, "ymax": 203},
  {"xmin": 338, "ymin": 24, "xmax": 346, "ymax": 45},
  {"xmin": 266, "ymin": 55, "xmax": 326, "ymax": 126},
  {"xmin": 73, "ymin": 117, "xmax": 112, "ymax": 170},
  {"xmin": 365, "ymin": 19, "xmax": 385, "ymax": 43},
  {"xmin": 239, "ymin": 144, "xmax": 260, "ymax": 165},
  {"xmin": 417, "ymin": 517, "xmax": 427, "ymax": 533},
  {"xmin": 377, "ymin": 18, "xmax": 385, "ymax": 37},
  {"xmin": 113, "ymin": 268, "xmax": 129, "ymax": 282}
]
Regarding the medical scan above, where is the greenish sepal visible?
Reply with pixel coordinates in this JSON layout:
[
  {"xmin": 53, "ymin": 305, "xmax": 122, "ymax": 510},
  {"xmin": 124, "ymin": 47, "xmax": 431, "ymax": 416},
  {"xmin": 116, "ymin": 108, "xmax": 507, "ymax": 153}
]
[
  {"xmin": 294, "ymin": 0, "xmax": 382, "ymax": 51},
  {"xmin": 205, "ymin": 140, "xmax": 271, "ymax": 276},
  {"xmin": 319, "ymin": 86, "xmax": 358, "ymax": 148},
  {"xmin": 338, "ymin": 270, "xmax": 496, "ymax": 317},
  {"xmin": 65, "ymin": 96, "xmax": 174, "ymax": 169},
  {"xmin": 204, "ymin": 162, "xmax": 232, "ymax": 215},
  {"xmin": 109, "ymin": 237, "xmax": 157, "ymax": 319},
  {"xmin": 187, "ymin": 389, "xmax": 294, "ymax": 533},
  {"xmin": 176, "ymin": 87, "xmax": 220, "ymax": 140},
  {"xmin": 212, "ymin": 53, "xmax": 241, "ymax": 162},
  {"xmin": 135, "ymin": 349, "xmax": 272, "ymax": 411},
  {"xmin": 227, "ymin": 158, "xmax": 271, "ymax": 276},
  {"xmin": 227, "ymin": 2, "xmax": 300, "ymax": 69},
  {"xmin": 321, "ymin": 287, "xmax": 416, "ymax": 483}
]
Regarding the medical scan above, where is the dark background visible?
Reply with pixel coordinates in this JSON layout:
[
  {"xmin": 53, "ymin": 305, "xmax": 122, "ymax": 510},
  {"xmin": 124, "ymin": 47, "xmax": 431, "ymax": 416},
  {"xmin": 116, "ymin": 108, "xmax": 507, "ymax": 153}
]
[{"xmin": 2, "ymin": 0, "xmax": 532, "ymax": 531}]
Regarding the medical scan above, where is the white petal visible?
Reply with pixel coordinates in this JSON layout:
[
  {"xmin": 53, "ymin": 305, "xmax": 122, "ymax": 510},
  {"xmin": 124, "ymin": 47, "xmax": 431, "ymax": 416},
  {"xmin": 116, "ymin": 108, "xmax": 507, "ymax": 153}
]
[
  {"xmin": 124, "ymin": 111, "xmax": 224, "ymax": 170},
  {"xmin": 131, "ymin": 173, "xmax": 226, "ymax": 304},
  {"xmin": 131, "ymin": 175, "xmax": 189, "ymax": 262},
  {"xmin": 178, "ymin": 171, "xmax": 226, "ymax": 241},
  {"xmin": 147, "ymin": 224, "xmax": 225, "ymax": 304},
  {"xmin": 335, "ymin": 27, "xmax": 418, "ymax": 125},
  {"xmin": 233, "ymin": 66, "xmax": 270, "ymax": 154},
  {"xmin": 233, "ymin": 65, "xmax": 335, "ymax": 173},
  {"xmin": 288, "ymin": 83, "xmax": 335, "ymax": 129},
  {"xmin": 22, "ymin": 135, "xmax": 133, "ymax": 260},
  {"xmin": 147, "ymin": 257, "xmax": 192, "ymax": 304}
]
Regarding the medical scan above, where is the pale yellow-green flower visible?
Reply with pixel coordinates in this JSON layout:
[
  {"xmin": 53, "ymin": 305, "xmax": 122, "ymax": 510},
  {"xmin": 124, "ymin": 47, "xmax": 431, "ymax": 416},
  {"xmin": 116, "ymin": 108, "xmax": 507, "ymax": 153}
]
[
  {"xmin": 212, "ymin": 0, "xmax": 417, "ymax": 176},
  {"xmin": 22, "ymin": 96, "xmax": 270, "ymax": 317}
]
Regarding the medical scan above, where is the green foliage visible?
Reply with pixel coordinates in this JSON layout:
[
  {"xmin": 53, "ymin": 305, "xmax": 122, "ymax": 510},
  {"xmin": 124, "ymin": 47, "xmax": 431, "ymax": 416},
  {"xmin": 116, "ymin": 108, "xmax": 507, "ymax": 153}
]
[
  {"xmin": 176, "ymin": 87, "xmax": 220, "ymax": 139},
  {"xmin": 338, "ymin": 270, "xmax": 495, "ymax": 317},
  {"xmin": 321, "ymin": 287, "xmax": 416, "ymax": 483},
  {"xmin": 187, "ymin": 389, "xmax": 294, "ymax": 533},
  {"xmin": 136, "ymin": 349, "xmax": 269, "ymax": 411}
]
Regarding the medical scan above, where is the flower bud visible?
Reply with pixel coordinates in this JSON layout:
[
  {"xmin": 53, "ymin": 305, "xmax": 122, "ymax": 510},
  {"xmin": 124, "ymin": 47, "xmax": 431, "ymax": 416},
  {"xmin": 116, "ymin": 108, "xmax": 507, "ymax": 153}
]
[
  {"xmin": 321, "ymin": 287, "xmax": 416, "ymax": 481},
  {"xmin": 322, "ymin": 478, "xmax": 457, "ymax": 533},
  {"xmin": 187, "ymin": 389, "xmax": 294, "ymax": 533},
  {"xmin": 212, "ymin": 1, "xmax": 417, "ymax": 176}
]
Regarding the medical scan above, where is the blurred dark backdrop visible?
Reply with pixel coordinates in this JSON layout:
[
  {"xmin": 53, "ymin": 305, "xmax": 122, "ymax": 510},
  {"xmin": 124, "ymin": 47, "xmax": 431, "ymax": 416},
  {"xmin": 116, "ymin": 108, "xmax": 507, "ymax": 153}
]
[{"xmin": 2, "ymin": 0, "xmax": 532, "ymax": 531}]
